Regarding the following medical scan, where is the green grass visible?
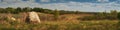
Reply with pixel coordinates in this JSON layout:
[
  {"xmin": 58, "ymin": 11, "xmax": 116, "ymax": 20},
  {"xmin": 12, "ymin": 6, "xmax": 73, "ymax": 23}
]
[{"xmin": 0, "ymin": 20, "xmax": 119, "ymax": 30}]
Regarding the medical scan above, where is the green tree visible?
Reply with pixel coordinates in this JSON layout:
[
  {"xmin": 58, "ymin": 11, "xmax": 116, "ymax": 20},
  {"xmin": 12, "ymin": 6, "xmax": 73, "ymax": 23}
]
[
  {"xmin": 110, "ymin": 10, "xmax": 118, "ymax": 19},
  {"xmin": 53, "ymin": 9, "xmax": 60, "ymax": 20},
  {"xmin": 117, "ymin": 12, "xmax": 120, "ymax": 20},
  {"xmin": 75, "ymin": 11, "xmax": 80, "ymax": 14},
  {"xmin": 117, "ymin": 12, "xmax": 120, "ymax": 30},
  {"xmin": 23, "ymin": 7, "xmax": 31, "ymax": 12},
  {"xmin": 43, "ymin": 9, "xmax": 53, "ymax": 14},
  {"xmin": 5, "ymin": 7, "xmax": 15, "ymax": 13},
  {"xmin": 32, "ymin": 7, "xmax": 41, "ymax": 12},
  {"xmin": 96, "ymin": 12, "xmax": 106, "ymax": 19},
  {"xmin": 0, "ymin": 8, "xmax": 5, "ymax": 13},
  {"xmin": 14, "ymin": 7, "xmax": 22, "ymax": 13}
]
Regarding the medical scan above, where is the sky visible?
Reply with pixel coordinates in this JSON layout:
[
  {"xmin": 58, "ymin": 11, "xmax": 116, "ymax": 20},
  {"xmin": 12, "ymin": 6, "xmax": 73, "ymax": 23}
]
[{"xmin": 0, "ymin": 0, "xmax": 120, "ymax": 12}]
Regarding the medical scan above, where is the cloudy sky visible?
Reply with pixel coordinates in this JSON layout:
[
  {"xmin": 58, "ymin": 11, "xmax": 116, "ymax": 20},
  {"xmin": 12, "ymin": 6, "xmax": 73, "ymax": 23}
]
[{"xmin": 0, "ymin": 0, "xmax": 120, "ymax": 12}]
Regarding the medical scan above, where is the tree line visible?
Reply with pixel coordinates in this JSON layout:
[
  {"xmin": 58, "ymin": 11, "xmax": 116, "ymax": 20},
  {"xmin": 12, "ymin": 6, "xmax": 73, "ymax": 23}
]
[
  {"xmin": 0, "ymin": 7, "xmax": 98, "ymax": 14},
  {"xmin": 78, "ymin": 10, "xmax": 120, "ymax": 20},
  {"xmin": 1, "ymin": 7, "xmax": 120, "ymax": 20},
  {"xmin": 0, "ymin": 7, "xmax": 53, "ymax": 14}
]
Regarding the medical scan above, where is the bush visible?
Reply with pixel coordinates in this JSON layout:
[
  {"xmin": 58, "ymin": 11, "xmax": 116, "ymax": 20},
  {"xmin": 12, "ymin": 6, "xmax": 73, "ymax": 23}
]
[
  {"xmin": 78, "ymin": 16, "xmax": 96, "ymax": 20},
  {"xmin": 117, "ymin": 12, "xmax": 120, "ymax": 20},
  {"xmin": 0, "ymin": 28, "xmax": 16, "ymax": 30},
  {"xmin": 0, "ymin": 16, "xmax": 9, "ymax": 21},
  {"xmin": 53, "ymin": 10, "xmax": 60, "ymax": 20}
]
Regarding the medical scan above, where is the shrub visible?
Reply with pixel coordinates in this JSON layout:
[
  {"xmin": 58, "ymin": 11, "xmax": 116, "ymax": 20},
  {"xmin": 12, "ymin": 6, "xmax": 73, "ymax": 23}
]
[
  {"xmin": 117, "ymin": 12, "xmax": 120, "ymax": 20},
  {"xmin": 53, "ymin": 10, "xmax": 60, "ymax": 20},
  {"xmin": 0, "ymin": 28, "xmax": 16, "ymax": 30},
  {"xmin": 78, "ymin": 16, "xmax": 96, "ymax": 20}
]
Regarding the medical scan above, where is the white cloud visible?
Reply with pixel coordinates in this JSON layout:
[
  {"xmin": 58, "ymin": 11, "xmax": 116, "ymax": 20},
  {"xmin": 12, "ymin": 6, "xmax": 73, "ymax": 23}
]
[
  {"xmin": 36, "ymin": 1, "xmax": 120, "ymax": 12},
  {"xmin": 0, "ymin": 0, "xmax": 2, "ymax": 2},
  {"xmin": 1, "ymin": 0, "xmax": 23, "ymax": 3},
  {"xmin": 2, "ymin": 0, "xmax": 16, "ymax": 2},
  {"xmin": 28, "ymin": 0, "xmax": 36, "ymax": 2},
  {"xmin": 0, "ymin": 0, "xmax": 36, "ymax": 3},
  {"xmin": 40, "ymin": 0, "xmax": 50, "ymax": 2},
  {"xmin": 0, "ymin": 0, "xmax": 120, "ymax": 12},
  {"xmin": 52, "ymin": 0, "xmax": 57, "ymax": 1},
  {"xmin": 98, "ymin": 0, "xmax": 109, "ymax": 2}
]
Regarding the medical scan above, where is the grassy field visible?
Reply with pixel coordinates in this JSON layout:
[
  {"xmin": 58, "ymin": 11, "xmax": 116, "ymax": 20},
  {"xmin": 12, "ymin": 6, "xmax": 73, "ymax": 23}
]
[
  {"xmin": 0, "ymin": 13, "xmax": 120, "ymax": 30},
  {"xmin": 0, "ymin": 20, "xmax": 119, "ymax": 30}
]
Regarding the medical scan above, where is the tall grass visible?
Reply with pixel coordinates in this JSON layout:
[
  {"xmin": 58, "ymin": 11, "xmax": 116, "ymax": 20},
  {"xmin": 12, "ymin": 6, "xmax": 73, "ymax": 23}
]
[{"xmin": 0, "ymin": 20, "xmax": 119, "ymax": 30}]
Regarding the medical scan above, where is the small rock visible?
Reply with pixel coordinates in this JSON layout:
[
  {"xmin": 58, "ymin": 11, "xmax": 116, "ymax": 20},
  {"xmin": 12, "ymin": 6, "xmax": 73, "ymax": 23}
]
[{"xmin": 11, "ymin": 17, "xmax": 16, "ymax": 21}]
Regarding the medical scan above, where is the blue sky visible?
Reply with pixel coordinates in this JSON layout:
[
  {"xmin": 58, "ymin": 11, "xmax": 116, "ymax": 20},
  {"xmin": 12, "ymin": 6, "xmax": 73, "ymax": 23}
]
[{"xmin": 0, "ymin": 0, "xmax": 120, "ymax": 12}]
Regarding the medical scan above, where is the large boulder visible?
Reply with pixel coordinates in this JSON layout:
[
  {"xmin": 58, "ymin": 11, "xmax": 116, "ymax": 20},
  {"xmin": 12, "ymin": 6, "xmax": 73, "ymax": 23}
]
[{"xmin": 26, "ymin": 11, "xmax": 41, "ymax": 23}]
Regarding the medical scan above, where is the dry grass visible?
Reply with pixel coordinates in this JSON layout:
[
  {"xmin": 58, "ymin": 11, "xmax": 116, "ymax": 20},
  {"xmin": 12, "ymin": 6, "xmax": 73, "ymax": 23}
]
[
  {"xmin": 0, "ymin": 13, "xmax": 119, "ymax": 30},
  {"xmin": 0, "ymin": 19, "xmax": 119, "ymax": 30}
]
